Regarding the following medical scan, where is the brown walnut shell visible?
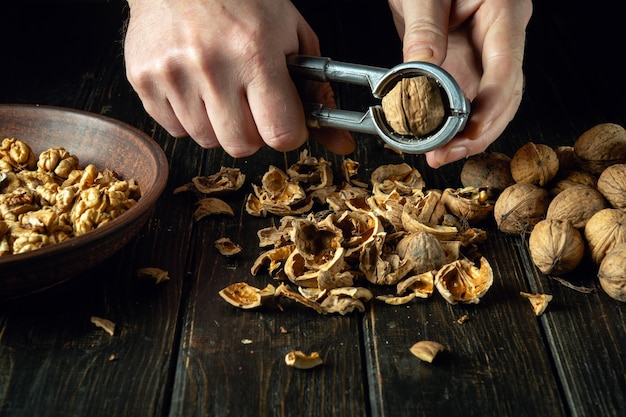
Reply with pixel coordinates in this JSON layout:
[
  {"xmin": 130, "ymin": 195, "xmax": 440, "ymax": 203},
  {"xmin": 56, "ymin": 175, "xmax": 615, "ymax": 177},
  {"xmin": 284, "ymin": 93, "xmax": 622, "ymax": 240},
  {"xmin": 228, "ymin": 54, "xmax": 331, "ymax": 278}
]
[
  {"xmin": 460, "ymin": 152, "xmax": 514, "ymax": 195},
  {"xmin": 598, "ymin": 242, "xmax": 626, "ymax": 302},
  {"xmin": 546, "ymin": 184, "xmax": 607, "ymax": 229},
  {"xmin": 510, "ymin": 142, "xmax": 559, "ymax": 187},
  {"xmin": 574, "ymin": 123, "xmax": 626, "ymax": 175},
  {"xmin": 549, "ymin": 169, "xmax": 597, "ymax": 196},
  {"xmin": 584, "ymin": 208, "xmax": 626, "ymax": 264},
  {"xmin": 494, "ymin": 183, "xmax": 550, "ymax": 235},
  {"xmin": 381, "ymin": 76, "xmax": 445, "ymax": 138},
  {"xmin": 441, "ymin": 187, "xmax": 493, "ymax": 224},
  {"xmin": 528, "ymin": 218, "xmax": 585, "ymax": 276},
  {"xmin": 596, "ymin": 163, "xmax": 626, "ymax": 210}
]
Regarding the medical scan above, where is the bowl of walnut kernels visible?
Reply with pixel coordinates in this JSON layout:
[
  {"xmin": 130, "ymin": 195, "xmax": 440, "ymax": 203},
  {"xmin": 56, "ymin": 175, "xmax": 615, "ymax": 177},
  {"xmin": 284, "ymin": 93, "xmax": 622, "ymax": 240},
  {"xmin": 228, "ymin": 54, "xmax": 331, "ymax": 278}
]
[{"xmin": 0, "ymin": 104, "xmax": 169, "ymax": 300}]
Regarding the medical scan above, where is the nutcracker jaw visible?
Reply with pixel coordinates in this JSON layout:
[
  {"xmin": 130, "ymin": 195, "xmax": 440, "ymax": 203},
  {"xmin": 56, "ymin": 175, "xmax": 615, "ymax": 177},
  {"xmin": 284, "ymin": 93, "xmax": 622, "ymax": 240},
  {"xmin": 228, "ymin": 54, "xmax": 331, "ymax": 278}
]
[{"xmin": 288, "ymin": 55, "xmax": 470, "ymax": 154}]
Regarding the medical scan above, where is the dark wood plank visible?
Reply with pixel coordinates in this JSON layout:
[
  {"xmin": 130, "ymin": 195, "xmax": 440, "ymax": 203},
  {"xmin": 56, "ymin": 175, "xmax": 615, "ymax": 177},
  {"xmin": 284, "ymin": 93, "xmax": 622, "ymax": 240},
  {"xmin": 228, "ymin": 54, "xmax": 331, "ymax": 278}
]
[
  {"xmin": 0, "ymin": 3, "xmax": 193, "ymax": 417},
  {"xmin": 168, "ymin": 145, "xmax": 369, "ymax": 417}
]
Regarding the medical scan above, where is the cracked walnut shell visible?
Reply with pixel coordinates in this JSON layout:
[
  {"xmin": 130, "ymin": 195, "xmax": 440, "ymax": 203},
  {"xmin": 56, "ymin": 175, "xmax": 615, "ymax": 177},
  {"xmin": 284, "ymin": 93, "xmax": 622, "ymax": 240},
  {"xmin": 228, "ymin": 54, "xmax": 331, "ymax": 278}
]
[{"xmin": 434, "ymin": 257, "xmax": 493, "ymax": 304}]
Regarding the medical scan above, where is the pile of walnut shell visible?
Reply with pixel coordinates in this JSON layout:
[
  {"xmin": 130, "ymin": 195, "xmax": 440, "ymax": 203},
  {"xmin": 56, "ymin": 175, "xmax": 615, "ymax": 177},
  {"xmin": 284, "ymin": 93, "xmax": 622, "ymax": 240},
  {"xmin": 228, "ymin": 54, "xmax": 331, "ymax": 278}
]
[
  {"xmin": 461, "ymin": 123, "xmax": 626, "ymax": 302},
  {"xmin": 219, "ymin": 150, "xmax": 495, "ymax": 315}
]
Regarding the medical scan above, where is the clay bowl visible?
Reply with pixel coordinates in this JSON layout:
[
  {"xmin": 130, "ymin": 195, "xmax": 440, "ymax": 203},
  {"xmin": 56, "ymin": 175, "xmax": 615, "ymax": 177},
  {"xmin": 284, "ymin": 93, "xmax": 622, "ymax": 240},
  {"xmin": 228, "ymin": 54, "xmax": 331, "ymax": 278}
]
[{"xmin": 0, "ymin": 104, "xmax": 169, "ymax": 300}]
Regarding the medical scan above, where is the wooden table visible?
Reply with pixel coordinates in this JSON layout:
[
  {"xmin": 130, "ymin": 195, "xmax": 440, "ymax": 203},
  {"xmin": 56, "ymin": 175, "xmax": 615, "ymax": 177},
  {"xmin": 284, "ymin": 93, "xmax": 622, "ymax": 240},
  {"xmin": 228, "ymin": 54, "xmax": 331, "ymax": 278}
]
[{"xmin": 1, "ymin": 1, "xmax": 624, "ymax": 416}]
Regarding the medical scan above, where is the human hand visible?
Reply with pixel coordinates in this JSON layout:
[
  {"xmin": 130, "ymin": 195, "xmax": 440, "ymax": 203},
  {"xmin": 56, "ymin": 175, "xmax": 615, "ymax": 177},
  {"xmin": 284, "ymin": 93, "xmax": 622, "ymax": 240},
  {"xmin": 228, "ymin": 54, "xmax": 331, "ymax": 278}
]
[
  {"xmin": 124, "ymin": 0, "xmax": 354, "ymax": 158},
  {"xmin": 387, "ymin": 0, "xmax": 533, "ymax": 168}
]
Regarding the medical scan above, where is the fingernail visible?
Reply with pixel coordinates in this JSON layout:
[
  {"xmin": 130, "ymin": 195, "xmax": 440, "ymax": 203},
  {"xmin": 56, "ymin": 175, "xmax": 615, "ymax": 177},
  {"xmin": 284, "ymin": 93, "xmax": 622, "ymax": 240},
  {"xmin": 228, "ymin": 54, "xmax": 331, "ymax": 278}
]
[{"xmin": 405, "ymin": 46, "xmax": 435, "ymax": 62}]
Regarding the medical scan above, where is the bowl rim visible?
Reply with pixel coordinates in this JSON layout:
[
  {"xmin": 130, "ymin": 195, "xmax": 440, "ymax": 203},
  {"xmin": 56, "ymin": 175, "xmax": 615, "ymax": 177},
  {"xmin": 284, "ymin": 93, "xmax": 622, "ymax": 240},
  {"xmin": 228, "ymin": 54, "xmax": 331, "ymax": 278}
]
[{"xmin": 0, "ymin": 103, "xmax": 169, "ymax": 267}]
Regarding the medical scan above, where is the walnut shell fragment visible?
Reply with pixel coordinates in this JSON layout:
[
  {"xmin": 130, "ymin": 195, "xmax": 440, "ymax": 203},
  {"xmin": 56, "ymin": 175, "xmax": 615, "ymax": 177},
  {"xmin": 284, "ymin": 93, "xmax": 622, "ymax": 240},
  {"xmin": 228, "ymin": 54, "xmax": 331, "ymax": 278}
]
[
  {"xmin": 174, "ymin": 166, "xmax": 245, "ymax": 195},
  {"xmin": 434, "ymin": 257, "xmax": 493, "ymax": 304},
  {"xmin": 214, "ymin": 237, "xmax": 242, "ymax": 256},
  {"xmin": 284, "ymin": 350, "xmax": 323, "ymax": 369},
  {"xmin": 219, "ymin": 282, "xmax": 276, "ymax": 309},
  {"xmin": 90, "ymin": 316, "xmax": 116, "ymax": 336},
  {"xmin": 409, "ymin": 340, "xmax": 444, "ymax": 363},
  {"xmin": 520, "ymin": 291, "xmax": 553, "ymax": 316},
  {"xmin": 381, "ymin": 76, "xmax": 445, "ymax": 138},
  {"xmin": 194, "ymin": 197, "xmax": 234, "ymax": 220},
  {"xmin": 137, "ymin": 267, "xmax": 170, "ymax": 284}
]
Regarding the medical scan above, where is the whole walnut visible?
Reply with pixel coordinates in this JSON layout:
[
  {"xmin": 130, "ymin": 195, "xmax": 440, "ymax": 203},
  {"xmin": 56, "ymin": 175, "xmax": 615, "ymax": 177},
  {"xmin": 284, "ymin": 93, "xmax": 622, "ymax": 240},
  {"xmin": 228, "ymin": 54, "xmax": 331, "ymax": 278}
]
[
  {"xmin": 549, "ymin": 169, "xmax": 597, "ymax": 196},
  {"xmin": 529, "ymin": 218, "xmax": 585, "ymax": 276},
  {"xmin": 574, "ymin": 123, "xmax": 626, "ymax": 175},
  {"xmin": 381, "ymin": 76, "xmax": 445, "ymax": 138},
  {"xmin": 598, "ymin": 242, "xmax": 626, "ymax": 302},
  {"xmin": 494, "ymin": 183, "xmax": 550, "ymax": 235},
  {"xmin": 596, "ymin": 163, "xmax": 626, "ymax": 210},
  {"xmin": 460, "ymin": 152, "xmax": 514, "ymax": 195},
  {"xmin": 510, "ymin": 142, "xmax": 559, "ymax": 186},
  {"xmin": 584, "ymin": 208, "xmax": 626, "ymax": 264},
  {"xmin": 546, "ymin": 184, "xmax": 607, "ymax": 229},
  {"xmin": 554, "ymin": 146, "xmax": 583, "ymax": 173}
]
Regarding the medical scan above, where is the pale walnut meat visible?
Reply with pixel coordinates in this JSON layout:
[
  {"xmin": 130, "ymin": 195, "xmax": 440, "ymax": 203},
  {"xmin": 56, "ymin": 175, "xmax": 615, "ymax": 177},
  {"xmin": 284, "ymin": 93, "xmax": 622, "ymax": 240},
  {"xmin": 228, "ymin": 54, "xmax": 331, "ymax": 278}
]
[
  {"xmin": 0, "ymin": 137, "xmax": 36, "ymax": 171},
  {"xmin": 381, "ymin": 76, "xmax": 445, "ymax": 138},
  {"xmin": 434, "ymin": 257, "xmax": 493, "ymax": 304},
  {"xmin": 37, "ymin": 147, "xmax": 80, "ymax": 179}
]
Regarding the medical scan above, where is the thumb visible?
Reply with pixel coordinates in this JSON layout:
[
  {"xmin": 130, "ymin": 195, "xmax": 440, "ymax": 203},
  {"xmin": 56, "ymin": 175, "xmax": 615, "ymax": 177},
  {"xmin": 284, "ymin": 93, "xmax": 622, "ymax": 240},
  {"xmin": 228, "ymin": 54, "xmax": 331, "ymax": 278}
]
[{"xmin": 398, "ymin": 0, "xmax": 450, "ymax": 64}]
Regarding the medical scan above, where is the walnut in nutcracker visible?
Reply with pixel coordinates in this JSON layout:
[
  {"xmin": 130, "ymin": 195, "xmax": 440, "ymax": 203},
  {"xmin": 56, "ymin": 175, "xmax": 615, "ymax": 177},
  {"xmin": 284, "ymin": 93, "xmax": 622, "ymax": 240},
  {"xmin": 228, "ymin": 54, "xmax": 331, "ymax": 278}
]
[{"xmin": 381, "ymin": 76, "xmax": 445, "ymax": 138}]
